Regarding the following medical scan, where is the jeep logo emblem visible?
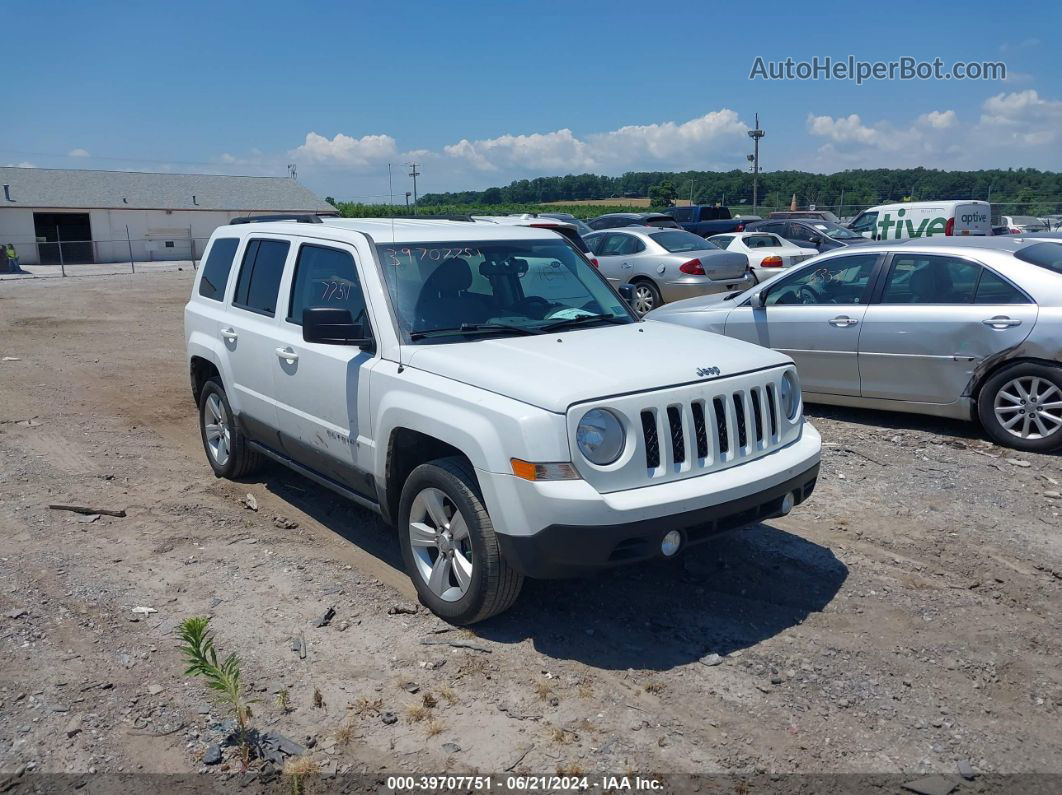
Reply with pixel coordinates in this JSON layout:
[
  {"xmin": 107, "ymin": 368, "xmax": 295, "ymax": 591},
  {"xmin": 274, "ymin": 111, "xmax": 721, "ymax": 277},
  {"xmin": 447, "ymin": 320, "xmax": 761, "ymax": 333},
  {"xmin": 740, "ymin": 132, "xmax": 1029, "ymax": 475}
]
[{"xmin": 697, "ymin": 367, "xmax": 720, "ymax": 378}]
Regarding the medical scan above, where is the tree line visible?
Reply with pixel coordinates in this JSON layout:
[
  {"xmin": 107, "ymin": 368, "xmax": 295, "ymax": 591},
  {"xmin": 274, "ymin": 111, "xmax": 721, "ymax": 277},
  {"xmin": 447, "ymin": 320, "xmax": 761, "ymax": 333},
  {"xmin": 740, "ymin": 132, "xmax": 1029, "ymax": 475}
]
[{"xmin": 413, "ymin": 167, "xmax": 1062, "ymax": 214}]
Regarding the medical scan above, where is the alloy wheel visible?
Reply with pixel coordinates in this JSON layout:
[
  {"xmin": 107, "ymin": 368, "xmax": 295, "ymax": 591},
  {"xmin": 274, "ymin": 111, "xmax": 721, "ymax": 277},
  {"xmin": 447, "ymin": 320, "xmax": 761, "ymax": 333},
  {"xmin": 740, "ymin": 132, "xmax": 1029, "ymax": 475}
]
[
  {"xmin": 632, "ymin": 285, "xmax": 655, "ymax": 315},
  {"xmin": 407, "ymin": 487, "xmax": 473, "ymax": 602},
  {"xmin": 993, "ymin": 376, "xmax": 1062, "ymax": 440},
  {"xmin": 203, "ymin": 392, "xmax": 232, "ymax": 466}
]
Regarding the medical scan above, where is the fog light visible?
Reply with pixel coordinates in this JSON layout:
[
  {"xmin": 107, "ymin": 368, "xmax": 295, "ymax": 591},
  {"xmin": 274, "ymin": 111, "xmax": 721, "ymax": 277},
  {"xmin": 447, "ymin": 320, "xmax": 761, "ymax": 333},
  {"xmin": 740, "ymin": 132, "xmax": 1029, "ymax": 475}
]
[
  {"xmin": 780, "ymin": 491, "xmax": 796, "ymax": 516},
  {"xmin": 661, "ymin": 530, "xmax": 682, "ymax": 557}
]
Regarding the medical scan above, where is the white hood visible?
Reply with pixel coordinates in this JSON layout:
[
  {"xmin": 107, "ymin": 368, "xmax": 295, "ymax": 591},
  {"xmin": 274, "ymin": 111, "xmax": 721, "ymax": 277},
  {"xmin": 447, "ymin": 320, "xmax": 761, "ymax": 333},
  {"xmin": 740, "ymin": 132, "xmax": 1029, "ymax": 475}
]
[{"xmin": 403, "ymin": 322, "xmax": 790, "ymax": 413}]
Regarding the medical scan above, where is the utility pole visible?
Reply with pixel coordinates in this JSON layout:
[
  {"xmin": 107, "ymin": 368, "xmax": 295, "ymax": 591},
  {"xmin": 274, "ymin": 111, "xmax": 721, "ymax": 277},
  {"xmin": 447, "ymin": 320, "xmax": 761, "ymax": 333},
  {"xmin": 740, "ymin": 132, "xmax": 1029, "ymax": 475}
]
[
  {"xmin": 747, "ymin": 113, "xmax": 765, "ymax": 215},
  {"xmin": 407, "ymin": 162, "xmax": 420, "ymax": 214}
]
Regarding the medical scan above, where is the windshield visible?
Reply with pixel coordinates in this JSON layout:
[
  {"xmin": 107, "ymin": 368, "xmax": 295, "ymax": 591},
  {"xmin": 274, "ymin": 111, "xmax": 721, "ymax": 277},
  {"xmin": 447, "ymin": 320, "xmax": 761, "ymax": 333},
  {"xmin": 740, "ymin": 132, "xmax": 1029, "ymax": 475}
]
[
  {"xmin": 376, "ymin": 239, "xmax": 634, "ymax": 342},
  {"xmin": 650, "ymin": 230, "xmax": 718, "ymax": 253},
  {"xmin": 810, "ymin": 221, "xmax": 862, "ymax": 240}
]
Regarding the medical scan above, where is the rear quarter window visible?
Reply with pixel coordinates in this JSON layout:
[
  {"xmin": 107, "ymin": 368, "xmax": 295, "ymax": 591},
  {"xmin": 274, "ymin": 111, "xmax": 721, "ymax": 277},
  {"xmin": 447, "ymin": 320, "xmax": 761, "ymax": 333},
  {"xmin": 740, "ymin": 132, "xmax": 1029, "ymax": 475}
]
[{"xmin": 197, "ymin": 237, "xmax": 240, "ymax": 301}]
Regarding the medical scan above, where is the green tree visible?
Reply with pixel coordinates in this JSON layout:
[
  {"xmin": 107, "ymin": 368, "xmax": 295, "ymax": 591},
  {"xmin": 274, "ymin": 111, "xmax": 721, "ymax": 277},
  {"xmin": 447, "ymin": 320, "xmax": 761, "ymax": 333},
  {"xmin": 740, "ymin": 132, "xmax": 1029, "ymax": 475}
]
[{"xmin": 648, "ymin": 180, "xmax": 677, "ymax": 208}]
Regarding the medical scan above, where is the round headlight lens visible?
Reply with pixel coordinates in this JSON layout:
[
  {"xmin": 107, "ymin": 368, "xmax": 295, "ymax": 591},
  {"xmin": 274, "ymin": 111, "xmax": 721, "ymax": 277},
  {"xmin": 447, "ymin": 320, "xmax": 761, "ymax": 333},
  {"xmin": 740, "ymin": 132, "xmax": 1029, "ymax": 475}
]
[
  {"xmin": 576, "ymin": 409, "xmax": 625, "ymax": 465},
  {"xmin": 779, "ymin": 370, "xmax": 801, "ymax": 420}
]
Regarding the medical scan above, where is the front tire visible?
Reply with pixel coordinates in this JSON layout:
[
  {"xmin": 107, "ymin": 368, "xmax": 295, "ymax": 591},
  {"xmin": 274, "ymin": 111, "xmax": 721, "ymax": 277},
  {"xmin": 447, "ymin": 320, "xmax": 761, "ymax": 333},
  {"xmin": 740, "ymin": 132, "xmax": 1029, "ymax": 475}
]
[
  {"xmin": 977, "ymin": 362, "xmax": 1062, "ymax": 452},
  {"xmin": 398, "ymin": 457, "xmax": 523, "ymax": 624},
  {"xmin": 630, "ymin": 280, "xmax": 662, "ymax": 316},
  {"xmin": 198, "ymin": 378, "xmax": 264, "ymax": 479}
]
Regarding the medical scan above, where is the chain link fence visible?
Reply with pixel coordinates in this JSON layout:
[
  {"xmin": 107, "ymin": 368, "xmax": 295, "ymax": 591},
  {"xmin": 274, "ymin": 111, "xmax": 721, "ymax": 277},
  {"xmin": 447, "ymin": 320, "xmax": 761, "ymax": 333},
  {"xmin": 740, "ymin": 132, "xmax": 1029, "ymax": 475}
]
[{"xmin": 2, "ymin": 235, "xmax": 211, "ymax": 276}]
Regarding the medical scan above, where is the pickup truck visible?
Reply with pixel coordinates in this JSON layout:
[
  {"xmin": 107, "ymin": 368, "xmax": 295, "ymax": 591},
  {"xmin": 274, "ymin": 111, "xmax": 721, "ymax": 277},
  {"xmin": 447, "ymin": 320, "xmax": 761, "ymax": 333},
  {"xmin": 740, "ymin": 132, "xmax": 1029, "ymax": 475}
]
[{"xmin": 663, "ymin": 206, "xmax": 760, "ymax": 238}]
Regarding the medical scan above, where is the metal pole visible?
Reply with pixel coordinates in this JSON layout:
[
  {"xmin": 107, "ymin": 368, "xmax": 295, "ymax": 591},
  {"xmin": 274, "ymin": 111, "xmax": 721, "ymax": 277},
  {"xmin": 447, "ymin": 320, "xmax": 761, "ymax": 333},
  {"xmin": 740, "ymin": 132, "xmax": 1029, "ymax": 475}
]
[
  {"xmin": 408, "ymin": 162, "xmax": 420, "ymax": 214},
  {"xmin": 126, "ymin": 225, "xmax": 135, "ymax": 273},
  {"xmin": 57, "ymin": 229, "xmax": 66, "ymax": 277},
  {"xmin": 838, "ymin": 189, "xmax": 845, "ymax": 219}
]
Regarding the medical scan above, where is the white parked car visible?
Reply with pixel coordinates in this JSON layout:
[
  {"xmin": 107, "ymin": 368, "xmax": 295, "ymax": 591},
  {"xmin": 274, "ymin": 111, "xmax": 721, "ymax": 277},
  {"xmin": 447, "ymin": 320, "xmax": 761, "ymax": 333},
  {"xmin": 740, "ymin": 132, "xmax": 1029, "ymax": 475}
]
[
  {"xmin": 999, "ymin": 215, "xmax": 1049, "ymax": 234},
  {"xmin": 185, "ymin": 216, "xmax": 821, "ymax": 623},
  {"xmin": 707, "ymin": 232, "xmax": 814, "ymax": 282}
]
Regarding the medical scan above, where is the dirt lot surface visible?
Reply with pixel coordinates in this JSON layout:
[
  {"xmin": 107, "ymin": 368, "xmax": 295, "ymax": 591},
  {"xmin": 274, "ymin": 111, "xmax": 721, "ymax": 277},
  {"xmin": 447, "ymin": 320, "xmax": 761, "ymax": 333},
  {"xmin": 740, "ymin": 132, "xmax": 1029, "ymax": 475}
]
[{"xmin": 1, "ymin": 271, "xmax": 1061, "ymax": 786}]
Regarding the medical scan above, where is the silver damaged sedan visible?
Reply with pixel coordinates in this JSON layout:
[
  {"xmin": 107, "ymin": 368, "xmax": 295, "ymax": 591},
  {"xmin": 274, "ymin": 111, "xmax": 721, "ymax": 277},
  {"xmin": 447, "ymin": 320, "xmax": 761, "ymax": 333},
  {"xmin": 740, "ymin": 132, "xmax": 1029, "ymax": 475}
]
[
  {"xmin": 586, "ymin": 227, "xmax": 754, "ymax": 315},
  {"xmin": 647, "ymin": 237, "xmax": 1062, "ymax": 452}
]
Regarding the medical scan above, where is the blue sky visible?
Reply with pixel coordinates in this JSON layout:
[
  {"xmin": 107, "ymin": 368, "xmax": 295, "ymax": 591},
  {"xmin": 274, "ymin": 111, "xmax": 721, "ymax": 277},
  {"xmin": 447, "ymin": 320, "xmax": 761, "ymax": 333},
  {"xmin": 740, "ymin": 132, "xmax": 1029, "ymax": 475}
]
[{"xmin": 3, "ymin": 1, "xmax": 1060, "ymax": 200}]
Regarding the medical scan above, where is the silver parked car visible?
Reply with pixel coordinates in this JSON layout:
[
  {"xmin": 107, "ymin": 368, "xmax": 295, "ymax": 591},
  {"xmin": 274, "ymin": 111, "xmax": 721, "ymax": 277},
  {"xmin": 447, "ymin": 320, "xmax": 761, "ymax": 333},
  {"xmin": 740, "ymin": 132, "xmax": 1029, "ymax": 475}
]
[
  {"xmin": 585, "ymin": 227, "xmax": 753, "ymax": 315},
  {"xmin": 647, "ymin": 237, "xmax": 1062, "ymax": 452}
]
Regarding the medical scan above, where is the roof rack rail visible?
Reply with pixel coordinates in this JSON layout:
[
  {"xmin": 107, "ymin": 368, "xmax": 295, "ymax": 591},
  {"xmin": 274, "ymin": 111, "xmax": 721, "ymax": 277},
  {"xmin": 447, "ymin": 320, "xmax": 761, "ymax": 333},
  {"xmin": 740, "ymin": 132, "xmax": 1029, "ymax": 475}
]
[
  {"xmin": 229, "ymin": 214, "xmax": 324, "ymax": 225},
  {"xmin": 402, "ymin": 214, "xmax": 475, "ymax": 222}
]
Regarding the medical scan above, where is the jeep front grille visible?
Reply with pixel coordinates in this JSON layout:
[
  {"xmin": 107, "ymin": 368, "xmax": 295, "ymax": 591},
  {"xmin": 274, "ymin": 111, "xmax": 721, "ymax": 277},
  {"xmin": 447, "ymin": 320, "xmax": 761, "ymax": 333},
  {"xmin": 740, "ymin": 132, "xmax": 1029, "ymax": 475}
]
[
  {"xmin": 568, "ymin": 366, "xmax": 802, "ymax": 493},
  {"xmin": 638, "ymin": 382, "xmax": 784, "ymax": 476}
]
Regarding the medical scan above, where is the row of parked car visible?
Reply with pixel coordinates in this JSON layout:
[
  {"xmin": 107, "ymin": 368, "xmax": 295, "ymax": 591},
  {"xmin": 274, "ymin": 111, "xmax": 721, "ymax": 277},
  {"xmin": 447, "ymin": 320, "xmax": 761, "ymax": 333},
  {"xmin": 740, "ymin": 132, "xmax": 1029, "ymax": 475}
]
[{"xmin": 472, "ymin": 207, "xmax": 1062, "ymax": 453}]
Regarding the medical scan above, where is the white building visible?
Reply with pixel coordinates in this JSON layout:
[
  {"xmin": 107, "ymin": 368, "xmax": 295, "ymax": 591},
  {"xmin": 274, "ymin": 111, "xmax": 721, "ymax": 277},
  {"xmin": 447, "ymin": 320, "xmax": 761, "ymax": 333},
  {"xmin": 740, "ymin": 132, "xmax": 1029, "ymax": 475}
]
[{"xmin": 0, "ymin": 167, "xmax": 336, "ymax": 266}]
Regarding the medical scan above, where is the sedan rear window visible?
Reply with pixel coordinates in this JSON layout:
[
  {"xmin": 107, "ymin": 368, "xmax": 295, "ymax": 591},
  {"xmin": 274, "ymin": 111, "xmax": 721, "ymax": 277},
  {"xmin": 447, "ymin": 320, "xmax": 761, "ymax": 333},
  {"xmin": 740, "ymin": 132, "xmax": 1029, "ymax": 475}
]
[
  {"xmin": 1014, "ymin": 242, "xmax": 1062, "ymax": 275},
  {"xmin": 650, "ymin": 231, "xmax": 718, "ymax": 253}
]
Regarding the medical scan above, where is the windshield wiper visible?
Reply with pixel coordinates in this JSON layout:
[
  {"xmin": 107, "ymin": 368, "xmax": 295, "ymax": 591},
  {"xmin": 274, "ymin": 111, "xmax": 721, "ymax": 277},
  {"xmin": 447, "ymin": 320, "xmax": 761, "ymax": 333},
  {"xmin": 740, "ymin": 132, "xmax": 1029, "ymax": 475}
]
[
  {"xmin": 539, "ymin": 313, "xmax": 628, "ymax": 332},
  {"xmin": 409, "ymin": 323, "xmax": 543, "ymax": 341},
  {"xmin": 723, "ymin": 290, "xmax": 744, "ymax": 300}
]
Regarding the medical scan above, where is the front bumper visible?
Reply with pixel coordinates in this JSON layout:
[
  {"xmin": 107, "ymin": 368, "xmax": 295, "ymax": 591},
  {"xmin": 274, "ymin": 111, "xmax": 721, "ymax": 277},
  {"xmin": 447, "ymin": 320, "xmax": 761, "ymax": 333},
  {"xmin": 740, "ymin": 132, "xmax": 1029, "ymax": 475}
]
[
  {"xmin": 497, "ymin": 462, "xmax": 818, "ymax": 578},
  {"xmin": 478, "ymin": 423, "xmax": 821, "ymax": 578}
]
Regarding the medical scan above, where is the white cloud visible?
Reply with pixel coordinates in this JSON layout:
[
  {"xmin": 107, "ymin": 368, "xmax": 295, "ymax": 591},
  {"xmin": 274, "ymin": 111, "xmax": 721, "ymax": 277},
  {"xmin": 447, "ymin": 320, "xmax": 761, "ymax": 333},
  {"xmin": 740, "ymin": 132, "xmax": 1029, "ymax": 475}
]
[
  {"xmin": 67, "ymin": 148, "xmax": 90, "ymax": 158},
  {"xmin": 287, "ymin": 110, "xmax": 750, "ymax": 180},
  {"xmin": 444, "ymin": 128, "xmax": 595, "ymax": 172},
  {"xmin": 803, "ymin": 92, "xmax": 1062, "ymax": 170},
  {"xmin": 918, "ymin": 110, "xmax": 957, "ymax": 129},
  {"xmin": 4, "ymin": 161, "xmax": 35, "ymax": 168},
  {"xmin": 979, "ymin": 90, "xmax": 1062, "ymax": 146},
  {"xmin": 999, "ymin": 37, "xmax": 1040, "ymax": 53},
  {"xmin": 443, "ymin": 110, "xmax": 748, "ymax": 173},
  {"xmin": 290, "ymin": 131, "xmax": 398, "ymax": 168},
  {"xmin": 806, "ymin": 113, "xmax": 885, "ymax": 146}
]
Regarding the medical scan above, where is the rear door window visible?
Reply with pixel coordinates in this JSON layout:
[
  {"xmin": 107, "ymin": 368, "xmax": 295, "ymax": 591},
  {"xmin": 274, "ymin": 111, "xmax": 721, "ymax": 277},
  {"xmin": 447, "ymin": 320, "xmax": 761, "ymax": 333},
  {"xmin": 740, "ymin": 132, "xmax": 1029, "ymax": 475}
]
[
  {"xmin": 233, "ymin": 238, "xmax": 290, "ymax": 316},
  {"xmin": 198, "ymin": 237, "xmax": 239, "ymax": 301},
  {"xmin": 670, "ymin": 208, "xmax": 693, "ymax": 222}
]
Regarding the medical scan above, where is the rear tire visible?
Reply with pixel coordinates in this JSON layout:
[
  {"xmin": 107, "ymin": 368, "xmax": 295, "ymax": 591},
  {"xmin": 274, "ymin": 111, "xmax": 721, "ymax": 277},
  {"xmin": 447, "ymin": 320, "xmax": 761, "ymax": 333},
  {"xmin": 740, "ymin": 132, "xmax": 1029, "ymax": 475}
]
[
  {"xmin": 977, "ymin": 362, "xmax": 1062, "ymax": 452},
  {"xmin": 630, "ymin": 280, "xmax": 662, "ymax": 316},
  {"xmin": 198, "ymin": 378, "xmax": 264, "ymax": 479},
  {"xmin": 398, "ymin": 457, "xmax": 523, "ymax": 624}
]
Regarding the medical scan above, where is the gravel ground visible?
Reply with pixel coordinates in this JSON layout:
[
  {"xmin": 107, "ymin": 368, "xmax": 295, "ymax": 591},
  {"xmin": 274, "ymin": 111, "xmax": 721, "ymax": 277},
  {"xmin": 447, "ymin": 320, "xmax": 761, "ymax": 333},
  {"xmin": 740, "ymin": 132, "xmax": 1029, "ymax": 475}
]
[{"xmin": 0, "ymin": 270, "xmax": 1060, "ymax": 786}]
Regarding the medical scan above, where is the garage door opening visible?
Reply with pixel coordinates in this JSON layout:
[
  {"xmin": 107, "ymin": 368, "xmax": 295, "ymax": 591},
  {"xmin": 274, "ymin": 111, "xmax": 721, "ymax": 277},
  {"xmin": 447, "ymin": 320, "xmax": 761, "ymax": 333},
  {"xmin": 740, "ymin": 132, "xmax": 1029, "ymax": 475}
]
[{"xmin": 33, "ymin": 212, "xmax": 94, "ymax": 265}]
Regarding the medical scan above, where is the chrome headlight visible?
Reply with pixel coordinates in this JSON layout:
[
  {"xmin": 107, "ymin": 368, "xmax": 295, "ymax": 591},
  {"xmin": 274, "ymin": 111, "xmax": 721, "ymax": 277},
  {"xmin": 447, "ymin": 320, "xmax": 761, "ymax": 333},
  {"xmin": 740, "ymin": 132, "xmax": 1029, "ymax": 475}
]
[
  {"xmin": 779, "ymin": 370, "xmax": 801, "ymax": 420},
  {"xmin": 576, "ymin": 408, "xmax": 625, "ymax": 465}
]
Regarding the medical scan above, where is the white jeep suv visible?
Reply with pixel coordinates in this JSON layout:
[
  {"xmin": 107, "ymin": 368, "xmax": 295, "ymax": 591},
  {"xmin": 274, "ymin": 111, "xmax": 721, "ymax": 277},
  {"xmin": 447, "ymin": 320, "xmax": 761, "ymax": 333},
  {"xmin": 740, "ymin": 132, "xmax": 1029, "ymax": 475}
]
[{"xmin": 185, "ymin": 216, "xmax": 821, "ymax": 623}]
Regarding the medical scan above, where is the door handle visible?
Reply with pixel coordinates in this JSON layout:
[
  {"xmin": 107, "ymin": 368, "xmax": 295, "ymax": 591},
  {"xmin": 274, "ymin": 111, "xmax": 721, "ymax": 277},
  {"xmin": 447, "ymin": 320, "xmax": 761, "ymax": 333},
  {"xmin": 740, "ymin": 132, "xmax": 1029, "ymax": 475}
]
[
  {"xmin": 275, "ymin": 347, "xmax": 299, "ymax": 362},
  {"xmin": 828, "ymin": 315, "xmax": 858, "ymax": 327},
  {"xmin": 220, "ymin": 327, "xmax": 238, "ymax": 342},
  {"xmin": 622, "ymin": 262, "xmax": 632, "ymax": 269},
  {"xmin": 982, "ymin": 316, "xmax": 1021, "ymax": 329}
]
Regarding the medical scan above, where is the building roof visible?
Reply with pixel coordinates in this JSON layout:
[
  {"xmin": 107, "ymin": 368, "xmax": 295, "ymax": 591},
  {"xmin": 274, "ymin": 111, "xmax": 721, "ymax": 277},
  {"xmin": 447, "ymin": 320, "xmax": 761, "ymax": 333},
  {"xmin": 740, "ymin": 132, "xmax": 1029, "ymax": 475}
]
[{"xmin": 0, "ymin": 167, "xmax": 336, "ymax": 213}]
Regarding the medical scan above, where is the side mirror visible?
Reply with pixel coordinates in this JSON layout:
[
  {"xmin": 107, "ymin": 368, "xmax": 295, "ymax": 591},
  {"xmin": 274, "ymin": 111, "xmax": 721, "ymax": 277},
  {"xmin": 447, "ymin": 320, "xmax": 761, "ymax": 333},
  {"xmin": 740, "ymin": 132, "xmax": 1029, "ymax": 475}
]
[
  {"xmin": 618, "ymin": 284, "xmax": 635, "ymax": 302},
  {"xmin": 749, "ymin": 290, "xmax": 766, "ymax": 308},
  {"xmin": 808, "ymin": 236, "xmax": 822, "ymax": 246},
  {"xmin": 303, "ymin": 307, "xmax": 374, "ymax": 350}
]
